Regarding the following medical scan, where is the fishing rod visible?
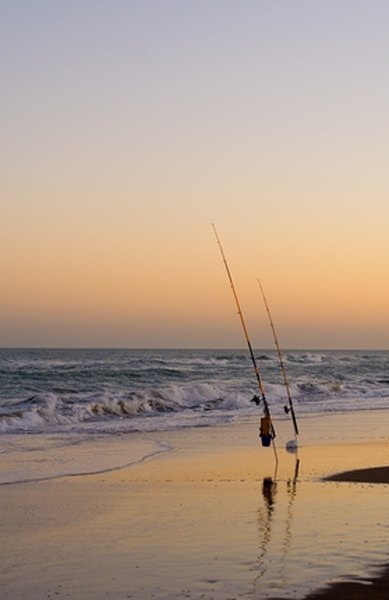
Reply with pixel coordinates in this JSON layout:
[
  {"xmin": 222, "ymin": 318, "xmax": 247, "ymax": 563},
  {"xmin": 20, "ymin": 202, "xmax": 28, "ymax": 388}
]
[
  {"xmin": 257, "ymin": 278, "xmax": 299, "ymax": 437},
  {"xmin": 212, "ymin": 224, "xmax": 277, "ymax": 451}
]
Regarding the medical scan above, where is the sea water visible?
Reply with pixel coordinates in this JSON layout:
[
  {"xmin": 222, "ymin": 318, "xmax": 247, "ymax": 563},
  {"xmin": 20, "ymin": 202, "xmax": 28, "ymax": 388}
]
[
  {"xmin": 0, "ymin": 348, "xmax": 388, "ymax": 483},
  {"xmin": 1, "ymin": 348, "xmax": 389, "ymax": 433}
]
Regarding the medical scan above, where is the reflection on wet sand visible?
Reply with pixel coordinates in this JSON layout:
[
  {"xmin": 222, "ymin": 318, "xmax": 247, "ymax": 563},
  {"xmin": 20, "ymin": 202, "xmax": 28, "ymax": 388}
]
[{"xmin": 253, "ymin": 454, "xmax": 300, "ymax": 595}]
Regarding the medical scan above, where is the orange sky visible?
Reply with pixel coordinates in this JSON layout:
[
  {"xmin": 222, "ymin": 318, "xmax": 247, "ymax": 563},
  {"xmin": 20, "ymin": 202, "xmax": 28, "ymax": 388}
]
[{"xmin": 1, "ymin": 2, "xmax": 389, "ymax": 348}]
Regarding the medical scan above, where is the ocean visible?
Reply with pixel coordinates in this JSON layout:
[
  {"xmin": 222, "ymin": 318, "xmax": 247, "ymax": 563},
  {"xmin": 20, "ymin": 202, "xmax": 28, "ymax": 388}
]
[
  {"xmin": 0, "ymin": 348, "xmax": 388, "ymax": 484},
  {"xmin": 1, "ymin": 348, "xmax": 389, "ymax": 435}
]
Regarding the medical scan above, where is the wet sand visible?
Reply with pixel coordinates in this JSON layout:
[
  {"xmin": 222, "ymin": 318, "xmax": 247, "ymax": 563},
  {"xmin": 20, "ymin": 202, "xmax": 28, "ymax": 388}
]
[
  {"xmin": 303, "ymin": 566, "xmax": 389, "ymax": 600},
  {"xmin": 301, "ymin": 465, "xmax": 389, "ymax": 600},
  {"xmin": 326, "ymin": 465, "xmax": 389, "ymax": 484},
  {"xmin": 1, "ymin": 411, "xmax": 389, "ymax": 599}
]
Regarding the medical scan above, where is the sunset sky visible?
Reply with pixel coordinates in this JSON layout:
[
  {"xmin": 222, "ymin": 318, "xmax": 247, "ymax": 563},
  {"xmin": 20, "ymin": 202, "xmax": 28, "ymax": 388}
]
[{"xmin": 1, "ymin": 1, "xmax": 389, "ymax": 349}]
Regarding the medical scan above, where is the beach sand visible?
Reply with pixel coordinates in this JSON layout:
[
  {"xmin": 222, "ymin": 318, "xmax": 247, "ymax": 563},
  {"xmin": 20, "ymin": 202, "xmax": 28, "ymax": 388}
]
[
  {"xmin": 1, "ymin": 411, "xmax": 389, "ymax": 599},
  {"xmin": 302, "ymin": 465, "xmax": 389, "ymax": 600}
]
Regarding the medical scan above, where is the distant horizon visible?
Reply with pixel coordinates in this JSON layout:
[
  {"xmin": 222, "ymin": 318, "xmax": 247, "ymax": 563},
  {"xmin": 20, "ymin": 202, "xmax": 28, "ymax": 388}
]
[{"xmin": 1, "ymin": 346, "xmax": 388, "ymax": 352}]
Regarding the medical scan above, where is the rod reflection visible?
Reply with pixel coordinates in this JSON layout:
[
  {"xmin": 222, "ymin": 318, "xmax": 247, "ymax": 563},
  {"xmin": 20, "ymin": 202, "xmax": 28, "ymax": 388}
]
[{"xmin": 252, "ymin": 454, "xmax": 300, "ymax": 591}]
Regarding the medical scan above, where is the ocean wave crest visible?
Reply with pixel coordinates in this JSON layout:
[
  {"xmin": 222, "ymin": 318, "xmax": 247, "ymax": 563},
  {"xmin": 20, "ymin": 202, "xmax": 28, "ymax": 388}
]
[{"xmin": 0, "ymin": 382, "xmax": 238, "ymax": 434}]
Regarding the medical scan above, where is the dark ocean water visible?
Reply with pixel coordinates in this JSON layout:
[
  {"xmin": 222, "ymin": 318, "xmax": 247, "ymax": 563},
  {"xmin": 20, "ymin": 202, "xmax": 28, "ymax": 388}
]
[{"xmin": 0, "ymin": 348, "xmax": 388, "ymax": 435}]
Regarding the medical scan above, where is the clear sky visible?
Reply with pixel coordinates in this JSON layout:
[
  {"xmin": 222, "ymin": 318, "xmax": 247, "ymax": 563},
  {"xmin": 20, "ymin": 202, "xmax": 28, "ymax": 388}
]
[{"xmin": 1, "ymin": 1, "xmax": 389, "ymax": 349}]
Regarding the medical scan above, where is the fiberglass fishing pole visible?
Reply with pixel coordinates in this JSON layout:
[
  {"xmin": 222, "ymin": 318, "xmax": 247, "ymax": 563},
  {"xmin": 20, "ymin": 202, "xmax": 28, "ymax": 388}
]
[
  {"xmin": 257, "ymin": 277, "xmax": 299, "ymax": 437},
  {"xmin": 212, "ymin": 224, "xmax": 276, "ymax": 445}
]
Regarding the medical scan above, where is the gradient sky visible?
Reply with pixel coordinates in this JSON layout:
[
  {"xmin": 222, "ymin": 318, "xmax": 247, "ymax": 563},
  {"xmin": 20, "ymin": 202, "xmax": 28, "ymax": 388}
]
[{"xmin": 1, "ymin": 1, "xmax": 389, "ymax": 348}]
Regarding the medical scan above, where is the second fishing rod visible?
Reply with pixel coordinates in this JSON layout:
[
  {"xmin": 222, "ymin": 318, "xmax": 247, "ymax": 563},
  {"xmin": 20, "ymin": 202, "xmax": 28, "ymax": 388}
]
[{"xmin": 257, "ymin": 277, "xmax": 299, "ymax": 439}]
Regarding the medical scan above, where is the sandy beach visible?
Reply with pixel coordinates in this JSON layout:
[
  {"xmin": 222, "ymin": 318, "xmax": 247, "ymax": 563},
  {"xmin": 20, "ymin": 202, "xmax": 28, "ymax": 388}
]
[
  {"xmin": 303, "ymin": 464, "xmax": 389, "ymax": 600},
  {"xmin": 1, "ymin": 410, "xmax": 389, "ymax": 599}
]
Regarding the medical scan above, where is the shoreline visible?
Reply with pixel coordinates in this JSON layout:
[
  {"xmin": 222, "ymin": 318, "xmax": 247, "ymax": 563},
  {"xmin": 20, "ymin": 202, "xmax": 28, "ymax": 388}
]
[{"xmin": 1, "ymin": 413, "xmax": 389, "ymax": 599}]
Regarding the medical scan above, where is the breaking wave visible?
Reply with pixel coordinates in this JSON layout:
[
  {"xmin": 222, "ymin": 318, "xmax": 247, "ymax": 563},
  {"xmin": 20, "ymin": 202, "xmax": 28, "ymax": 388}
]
[{"xmin": 0, "ymin": 348, "xmax": 388, "ymax": 434}]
